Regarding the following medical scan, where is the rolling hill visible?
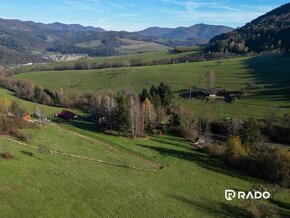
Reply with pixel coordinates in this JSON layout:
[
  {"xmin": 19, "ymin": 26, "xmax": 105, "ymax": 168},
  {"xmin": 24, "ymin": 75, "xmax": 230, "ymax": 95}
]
[
  {"xmin": 14, "ymin": 53, "xmax": 290, "ymax": 119},
  {"xmin": 207, "ymin": 3, "xmax": 290, "ymax": 53},
  {"xmin": 0, "ymin": 19, "xmax": 107, "ymax": 66},
  {"xmin": 0, "ymin": 18, "xmax": 106, "ymax": 32}
]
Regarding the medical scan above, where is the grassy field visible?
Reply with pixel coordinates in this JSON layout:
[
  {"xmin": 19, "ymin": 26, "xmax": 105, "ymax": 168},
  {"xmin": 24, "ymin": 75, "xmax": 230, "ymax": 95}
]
[
  {"xmin": 76, "ymin": 40, "xmax": 102, "ymax": 48},
  {"xmin": 15, "ymin": 54, "xmax": 290, "ymax": 118},
  {"xmin": 1, "ymin": 53, "xmax": 290, "ymax": 217},
  {"xmin": 16, "ymin": 50, "xmax": 200, "ymax": 73},
  {"xmin": 74, "ymin": 38, "xmax": 170, "ymax": 55},
  {"xmin": 117, "ymin": 38, "xmax": 170, "ymax": 54},
  {"xmin": 1, "ymin": 117, "xmax": 289, "ymax": 217}
]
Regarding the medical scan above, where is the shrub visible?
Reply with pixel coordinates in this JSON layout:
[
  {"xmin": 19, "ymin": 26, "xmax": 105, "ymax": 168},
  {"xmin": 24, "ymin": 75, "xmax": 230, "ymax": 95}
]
[
  {"xmin": 244, "ymin": 201, "xmax": 278, "ymax": 218},
  {"xmin": 240, "ymin": 117, "xmax": 261, "ymax": 147},
  {"xmin": 270, "ymin": 149, "xmax": 290, "ymax": 187},
  {"xmin": 1, "ymin": 148, "xmax": 14, "ymax": 160},
  {"xmin": 225, "ymin": 136, "xmax": 247, "ymax": 160},
  {"xmin": 9, "ymin": 129, "xmax": 29, "ymax": 143},
  {"xmin": 205, "ymin": 144, "xmax": 226, "ymax": 157}
]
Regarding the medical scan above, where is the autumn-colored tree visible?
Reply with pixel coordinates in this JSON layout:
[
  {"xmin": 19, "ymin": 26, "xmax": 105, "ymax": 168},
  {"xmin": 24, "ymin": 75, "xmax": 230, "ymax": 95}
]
[
  {"xmin": 145, "ymin": 97, "xmax": 157, "ymax": 133},
  {"xmin": 226, "ymin": 136, "xmax": 247, "ymax": 160},
  {"xmin": 0, "ymin": 98, "xmax": 11, "ymax": 114}
]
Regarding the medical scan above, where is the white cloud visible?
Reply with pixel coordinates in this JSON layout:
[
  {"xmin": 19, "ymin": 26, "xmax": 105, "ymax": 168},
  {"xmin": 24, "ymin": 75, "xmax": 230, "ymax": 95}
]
[{"xmin": 161, "ymin": 0, "xmax": 276, "ymax": 27}]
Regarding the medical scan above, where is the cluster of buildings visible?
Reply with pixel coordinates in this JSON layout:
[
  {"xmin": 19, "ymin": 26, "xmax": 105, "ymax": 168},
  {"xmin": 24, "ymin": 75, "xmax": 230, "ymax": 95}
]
[{"xmin": 180, "ymin": 88, "xmax": 245, "ymax": 103}]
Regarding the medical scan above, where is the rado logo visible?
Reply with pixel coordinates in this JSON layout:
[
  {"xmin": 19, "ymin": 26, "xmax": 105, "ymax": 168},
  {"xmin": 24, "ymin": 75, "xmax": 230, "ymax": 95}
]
[{"xmin": 225, "ymin": 189, "xmax": 271, "ymax": 201}]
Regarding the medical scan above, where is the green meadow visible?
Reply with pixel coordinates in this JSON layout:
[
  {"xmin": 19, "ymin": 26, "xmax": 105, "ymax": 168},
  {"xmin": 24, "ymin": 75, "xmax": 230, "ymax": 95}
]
[
  {"xmin": 17, "ymin": 50, "xmax": 199, "ymax": 73},
  {"xmin": 1, "ymin": 120, "xmax": 289, "ymax": 217},
  {"xmin": 0, "ymin": 53, "xmax": 289, "ymax": 217},
  {"xmin": 15, "ymin": 54, "xmax": 290, "ymax": 118}
]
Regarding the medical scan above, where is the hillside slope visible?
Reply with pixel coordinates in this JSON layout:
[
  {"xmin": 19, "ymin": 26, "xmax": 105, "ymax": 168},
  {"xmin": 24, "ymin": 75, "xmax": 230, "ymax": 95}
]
[
  {"xmin": 14, "ymin": 54, "xmax": 290, "ymax": 118},
  {"xmin": 0, "ymin": 19, "xmax": 107, "ymax": 66}
]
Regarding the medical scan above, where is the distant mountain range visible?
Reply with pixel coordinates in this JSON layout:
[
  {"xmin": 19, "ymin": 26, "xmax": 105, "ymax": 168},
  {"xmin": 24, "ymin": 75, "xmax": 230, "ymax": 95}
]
[
  {"xmin": 207, "ymin": 3, "xmax": 290, "ymax": 53},
  {"xmin": 137, "ymin": 24, "xmax": 234, "ymax": 45},
  {"xmin": 0, "ymin": 18, "xmax": 106, "ymax": 32},
  {"xmin": 0, "ymin": 18, "xmax": 234, "ymax": 66}
]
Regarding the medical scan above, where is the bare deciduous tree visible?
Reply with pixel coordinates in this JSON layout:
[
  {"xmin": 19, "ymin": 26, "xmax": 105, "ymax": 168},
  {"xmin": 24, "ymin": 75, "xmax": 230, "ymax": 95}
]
[{"xmin": 207, "ymin": 70, "xmax": 216, "ymax": 90}]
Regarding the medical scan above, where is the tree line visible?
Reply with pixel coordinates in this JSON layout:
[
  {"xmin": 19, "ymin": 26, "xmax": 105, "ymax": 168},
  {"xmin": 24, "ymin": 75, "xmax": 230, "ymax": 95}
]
[{"xmin": 12, "ymin": 52, "xmax": 240, "ymax": 74}]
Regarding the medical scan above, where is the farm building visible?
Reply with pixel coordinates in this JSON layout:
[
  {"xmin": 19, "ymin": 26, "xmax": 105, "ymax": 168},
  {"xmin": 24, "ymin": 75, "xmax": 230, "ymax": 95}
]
[
  {"xmin": 22, "ymin": 112, "xmax": 33, "ymax": 122},
  {"xmin": 58, "ymin": 110, "xmax": 77, "ymax": 120},
  {"xmin": 180, "ymin": 88, "xmax": 217, "ymax": 99},
  {"xmin": 180, "ymin": 88, "xmax": 245, "ymax": 103}
]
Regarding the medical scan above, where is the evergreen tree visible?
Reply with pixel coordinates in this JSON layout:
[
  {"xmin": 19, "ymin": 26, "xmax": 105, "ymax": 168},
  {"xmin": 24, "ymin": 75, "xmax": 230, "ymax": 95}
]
[
  {"xmin": 33, "ymin": 85, "xmax": 43, "ymax": 103},
  {"xmin": 150, "ymin": 86, "xmax": 161, "ymax": 107},
  {"xmin": 115, "ymin": 94, "xmax": 130, "ymax": 133},
  {"xmin": 240, "ymin": 117, "xmax": 261, "ymax": 147},
  {"xmin": 139, "ymin": 88, "xmax": 151, "ymax": 102},
  {"xmin": 158, "ymin": 82, "xmax": 173, "ymax": 106}
]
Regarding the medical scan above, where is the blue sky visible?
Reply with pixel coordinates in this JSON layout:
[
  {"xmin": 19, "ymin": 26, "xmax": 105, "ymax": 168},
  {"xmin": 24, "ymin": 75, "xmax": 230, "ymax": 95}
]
[{"xmin": 0, "ymin": 0, "xmax": 289, "ymax": 31}]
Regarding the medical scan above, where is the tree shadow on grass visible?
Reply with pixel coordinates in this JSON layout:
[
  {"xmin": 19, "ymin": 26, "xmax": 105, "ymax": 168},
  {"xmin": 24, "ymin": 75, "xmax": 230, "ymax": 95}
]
[
  {"xmin": 271, "ymin": 195, "xmax": 290, "ymax": 211},
  {"xmin": 242, "ymin": 54, "xmax": 290, "ymax": 104},
  {"xmin": 169, "ymin": 194, "xmax": 250, "ymax": 217},
  {"xmin": 151, "ymin": 137, "xmax": 191, "ymax": 151},
  {"xmin": 20, "ymin": 150, "xmax": 41, "ymax": 160},
  {"xmin": 52, "ymin": 117, "xmax": 98, "ymax": 133},
  {"xmin": 136, "ymin": 143, "xmax": 258, "ymax": 181}
]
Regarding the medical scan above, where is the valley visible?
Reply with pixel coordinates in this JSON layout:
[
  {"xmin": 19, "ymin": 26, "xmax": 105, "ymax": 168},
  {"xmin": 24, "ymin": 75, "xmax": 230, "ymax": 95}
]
[{"xmin": 0, "ymin": 2, "xmax": 290, "ymax": 218}]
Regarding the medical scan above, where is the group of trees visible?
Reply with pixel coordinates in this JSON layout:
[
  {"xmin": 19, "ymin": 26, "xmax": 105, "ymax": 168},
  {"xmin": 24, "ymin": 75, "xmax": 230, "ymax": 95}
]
[
  {"xmin": 0, "ymin": 97, "xmax": 31, "ymax": 142},
  {"xmin": 139, "ymin": 83, "xmax": 173, "ymax": 108},
  {"xmin": 47, "ymin": 45, "xmax": 118, "ymax": 57},
  {"xmin": 12, "ymin": 52, "xmax": 236, "ymax": 75},
  {"xmin": 207, "ymin": 117, "xmax": 290, "ymax": 187},
  {"xmin": 47, "ymin": 35, "xmax": 124, "ymax": 57},
  {"xmin": 73, "ymin": 92, "xmax": 157, "ymax": 138},
  {"xmin": 0, "ymin": 76, "xmax": 64, "ymax": 107},
  {"xmin": 73, "ymin": 83, "xmax": 173, "ymax": 138},
  {"xmin": 206, "ymin": 4, "xmax": 290, "ymax": 54},
  {"xmin": 71, "ymin": 83, "xmax": 174, "ymax": 138}
]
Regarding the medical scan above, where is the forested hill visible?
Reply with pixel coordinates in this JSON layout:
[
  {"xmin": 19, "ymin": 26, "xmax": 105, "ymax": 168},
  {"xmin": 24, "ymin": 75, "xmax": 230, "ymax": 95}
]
[
  {"xmin": 0, "ymin": 17, "xmax": 234, "ymax": 66},
  {"xmin": 0, "ymin": 19, "xmax": 107, "ymax": 66},
  {"xmin": 207, "ymin": 3, "xmax": 290, "ymax": 54},
  {"xmin": 137, "ymin": 24, "xmax": 234, "ymax": 45}
]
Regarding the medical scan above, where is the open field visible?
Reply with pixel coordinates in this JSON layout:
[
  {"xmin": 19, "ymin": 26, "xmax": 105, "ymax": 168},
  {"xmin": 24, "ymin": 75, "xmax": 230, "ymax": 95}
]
[
  {"xmin": 1, "ymin": 117, "xmax": 289, "ymax": 217},
  {"xmin": 76, "ymin": 40, "xmax": 102, "ymax": 48},
  {"xmin": 15, "ymin": 54, "xmax": 290, "ymax": 118},
  {"xmin": 117, "ymin": 38, "xmax": 170, "ymax": 54},
  {"xmin": 16, "ymin": 50, "xmax": 201, "ymax": 73},
  {"xmin": 1, "ymin": 53, "xmax": 290, "ymax": 217}
]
